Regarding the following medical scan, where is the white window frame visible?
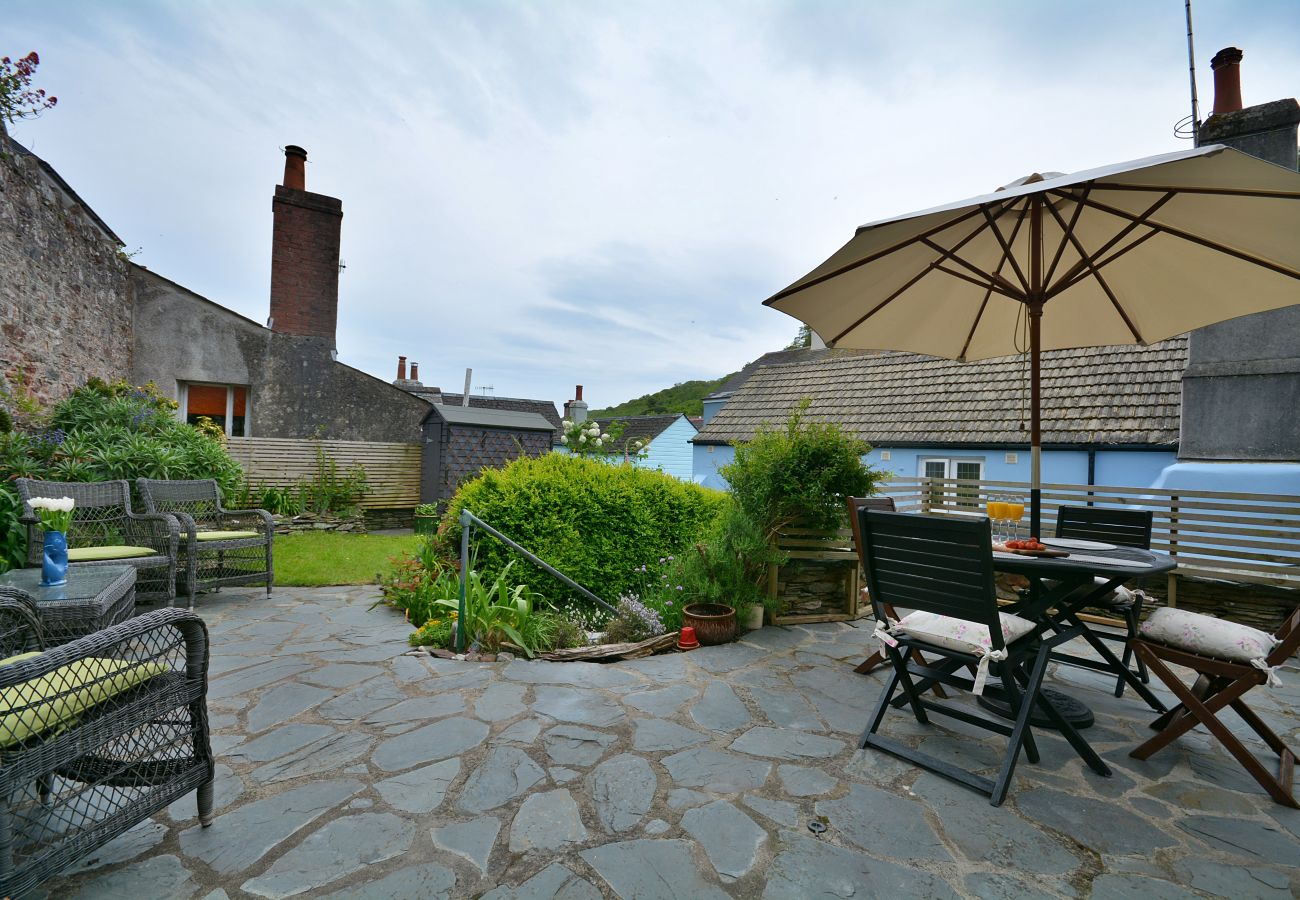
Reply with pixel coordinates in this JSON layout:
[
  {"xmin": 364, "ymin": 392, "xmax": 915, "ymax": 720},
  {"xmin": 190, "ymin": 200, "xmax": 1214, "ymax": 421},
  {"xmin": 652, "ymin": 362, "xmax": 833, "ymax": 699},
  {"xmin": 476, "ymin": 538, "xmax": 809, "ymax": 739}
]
[
  {"xmin": 178, "ymin": 382, "xmax": 251, "ymax": 438},
  {"xmin": 918, "ymin": 457, "xmax": 985, "ymax": 508}
]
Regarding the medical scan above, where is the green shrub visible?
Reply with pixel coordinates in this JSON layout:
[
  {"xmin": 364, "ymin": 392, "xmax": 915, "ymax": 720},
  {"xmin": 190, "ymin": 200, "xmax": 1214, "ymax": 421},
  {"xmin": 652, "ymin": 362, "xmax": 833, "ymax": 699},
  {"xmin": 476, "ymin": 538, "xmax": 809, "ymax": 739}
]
[
  {"xmin": 675, "ymin": 499, "xmax": 786, "ymax": 618},
  {"xmin": 441, "ymin": 452, "xmax": 727, "ymax": 607},
  {"xmin": 721, "ymin": 400, "xmax": 882, "ymax": 539},
  {"xmin": 0, "ymin": 378, "xmax": 245, "ymax": 572}
]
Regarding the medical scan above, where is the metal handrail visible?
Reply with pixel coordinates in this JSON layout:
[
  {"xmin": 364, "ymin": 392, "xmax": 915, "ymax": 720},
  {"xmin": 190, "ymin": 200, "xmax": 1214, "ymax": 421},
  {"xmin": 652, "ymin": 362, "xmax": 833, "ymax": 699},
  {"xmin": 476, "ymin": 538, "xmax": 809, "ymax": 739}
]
[{"xmin": 456, "ymin": 508, "xmax": 616, "ymax": 651}]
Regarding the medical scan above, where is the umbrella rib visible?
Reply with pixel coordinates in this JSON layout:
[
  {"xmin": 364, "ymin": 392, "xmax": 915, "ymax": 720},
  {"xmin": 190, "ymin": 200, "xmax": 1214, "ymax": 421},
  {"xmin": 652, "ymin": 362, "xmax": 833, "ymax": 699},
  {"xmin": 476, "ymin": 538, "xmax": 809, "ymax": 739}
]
[
  {"xmin": 1043, "ymin": 191, "xmax": 1174, "ymax": 298},
  {"xmin": 921, "ymin": 235, "xmax": 1023, "ymax": 297},
  {"xmin": 1049, "ymin": 229, "xmax": 1160, "ymax": 298},
  {"xmin": 959, "ymin": 203, "xmax": 1031, "ymax": 360},
  {"xmin": 1087, "ymin": 182, "xmax": 1300, "ymax": 201},
  {"xmin": 1054, "ymin": 191, "xmax": 1300, "ymax": 285},
  {"xmin": 932, "ymin": 263, "xmax": 1025, "ymax": 301},
  {"xmin": 1043, "ymin": 200, "xmax": 1145, "ymax": 343},
  {"xmin": 826, "ymin": 207, "xmax": 1012, "ymax": 343},
  {"xmin": 1043, "ymin": 185, "xmax": 1091, "ymax": 287},
  {"xmin": 764, "ymin": 205, "xmax": 991, "ymax": 306},
  {"xmin": 980, "ymin": 205, "xmax": 1030, "ymax": 293}
]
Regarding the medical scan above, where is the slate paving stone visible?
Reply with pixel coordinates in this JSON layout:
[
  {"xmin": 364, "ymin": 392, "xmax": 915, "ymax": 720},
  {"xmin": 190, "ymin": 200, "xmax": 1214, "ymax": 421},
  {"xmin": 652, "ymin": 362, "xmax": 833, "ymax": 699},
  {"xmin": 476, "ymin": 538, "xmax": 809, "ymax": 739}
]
[
  {"xmin": 226, "ymin": 723, "xmax": 336, "ymax": 764},
  {"xmin": 632, "ymin": 718, "xmax": 710, "ymax": 752},
  {"xmin": 66, "ymin": 854, "xmax": 199, "ymax": 900},
  {"xmin": 1142, "ymin": 778, "xmax": 1260, "ymax": 815},
  {"xmin": 731, "ymin": 726, "xmax": 845, "ymax": 760},
  {"xmin": 962, "ymin": 872, "xmax": 1060, "ymax": 900},
  {"xmin": 493, "ymin": 717, "xmax": 546, "ymax": 745},
  {"xmin": 431, "ymin": 816, "xmax": 502, "ymax": 874},
  {"xmin": 376, "ymin": 758, "xmax": 461, "ymax": 813},
  {"xmin": 251, "ymin": 730, "xmax": 374, "ymax": 784},
  {"xmin": 763, "ymin": 831, "xmax": 959, "ymax": 900},
  {"xmin": 208, "ymin": 657, "xmax": 314, "ymax": 699},
  {"xmin": 532, "ymin": 686, "xmax": 626, "ymax": 727},
  {"xmin": 623, "ymin": 684, "xmax": 700, "ymax": 717},
  {"xmin": 644, "ymin": 818, "xmax": 670, "ymax": 835},
  {"xmin": 550, "ymin": 767, "xmax": 580, "ymax": 784},
  {"xmin": 680, "ymin": 800, "xmax": 767, "ymax": 881},
  {"xmin": 316, "ymin": 676, "xmax": 406, "ymax": 722},
  {"xmin": 179, "ymin": 778, "xmax": 363, "ymax": 874},
  {"xmin": 503, "ymin": 659, "xmax": 641, "ymax": 690},
  {"xmin": 777, "ymin": 764, "xmax": 837, "ymax": 797},
  {"xmin": 1171, "ymin": 857, "xmax": 1295, "ymax": 898},
  {"xmin": 245, "ymin": 682, "xmax": 334, "ymax": 732},
  {"xmin": 373, "ymin": 717, "xmax": 490, "ymax": 772},
  {"xmin": 390, "ymin": 654, "xmax": 434, "ymax": 684},
  {"xmin": 912, "ymin": 774, "xmax": 1080, "ymax": 873},
  {"xmin": 689, "ymin": 642, "xmax": 766, "ymax": 674},
  {"xmin": 617, "ymin": 653, "xmax": 690, "ymax": 680},
  {"xmin": 1014, "ymin": 788, "xmax": 1176, "ymax": 855},
  {"xmin": 318, "ymin": 862, "xmax": 458, "ymax": 900},
  {"xmin": 167, "ymin": 763, "xmax": 243, "ymax": 823},
  {"xmin": 1175, "ymin": 814, "xmax": 1300, "ymax": 865},
  {"xmin": 479, "ymin": 862, "xmax": 602, "ymax": 900},
  {"xmin": 510, "ymin": 789, "xmax": 588, "ymax": 852},
  {"xmin": 242, "ymin": 812, "xmax": 415, "ymax": 898},
  {"xmin": 460, "ymin": 746, "xmax": 548, "ymax": 813},
  {"xmin": 1187, "ymin": 751, "xmax": 1276, "ymax": 796},
  {"xmin": 742, "ymin": 794, "xmax": 802, "ymax": 828},
  {"xmin": 580, "ymin": 838, "xmax": 731, "ymax": 900},
  {"xmin": 738, "ymin": 626, "xmax": 809, "ymax": 652},
  {"xmin": 667, "ymin": 788, "xmax": 709, "ymax": 809},
  {"xmin": 590, "ymin": 753, "xmax": 656, "ymax": 833},
  {"xmin": 299, "ymin": 663, "xmax": 385, "ymax": 689},
  {"xmin": 747, "ymin": 686, "xmax": 827, "ymax": 731},
  {"xmin": 362, "ymin": 694, "xmax": 467, "ymax": 730},
  {"xmin": 689, "ymin": 681, "xmax": 751, "ymax": 732},
  {"xmin": 542, "ymin": 724, "xmax": 617, "ymax": 766},
  {"xmin": 315, "ymin": 643, "xmax": 410, "ymax": 663},
  {"xmin": 817, "ymin": 784, "xmax": 950, "ymax": 861},
  {"xmin": 67, "ymin": 819, "xmax": 167, "ymax": 873},
  {"xmin": 663, "ymin": 747, "xmax": 772, "ymax": 792},
  {"xmin": 1088, "ymin": 874, "xmax": 1200, "ymax": 899},
  {"xmin": 476, "ymin": 682, "xmax": 529, "ymax": 721}
]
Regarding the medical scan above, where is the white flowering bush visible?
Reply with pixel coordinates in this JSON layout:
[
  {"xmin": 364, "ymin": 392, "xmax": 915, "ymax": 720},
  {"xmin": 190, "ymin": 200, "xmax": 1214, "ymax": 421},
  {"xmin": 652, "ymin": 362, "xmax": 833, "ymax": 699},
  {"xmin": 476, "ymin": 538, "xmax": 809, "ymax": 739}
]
[
  {"xmin": 560, "ymin": 419, "xmax": 645, "ymax": 460},
  {"xmin": 28, "ymin": 496, "xmax": 74, "ymax": 532}
]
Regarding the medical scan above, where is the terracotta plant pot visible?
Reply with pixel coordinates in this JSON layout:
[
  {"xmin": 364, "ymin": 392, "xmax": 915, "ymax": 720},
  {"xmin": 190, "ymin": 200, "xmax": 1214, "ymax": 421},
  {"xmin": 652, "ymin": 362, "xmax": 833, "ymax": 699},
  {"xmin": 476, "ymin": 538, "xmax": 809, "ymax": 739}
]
[{"xmin": 682, "ymin": 603, "xmax": 737, "ymax": 645}]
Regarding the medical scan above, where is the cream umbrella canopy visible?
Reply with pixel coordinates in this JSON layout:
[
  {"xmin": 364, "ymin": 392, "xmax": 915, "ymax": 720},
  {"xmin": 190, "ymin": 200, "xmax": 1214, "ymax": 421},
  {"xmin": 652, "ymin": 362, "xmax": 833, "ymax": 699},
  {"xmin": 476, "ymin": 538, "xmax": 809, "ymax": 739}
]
[{"xmin": 765, "ymin": 144, "xmax": 1300, "ymax": 536}]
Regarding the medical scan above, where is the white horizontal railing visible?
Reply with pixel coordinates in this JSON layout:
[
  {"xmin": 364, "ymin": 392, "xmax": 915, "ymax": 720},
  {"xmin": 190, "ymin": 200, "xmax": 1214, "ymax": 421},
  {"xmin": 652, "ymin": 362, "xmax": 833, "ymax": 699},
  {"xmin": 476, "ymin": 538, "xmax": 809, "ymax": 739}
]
[{"xmin": 879, "ymin": 477, "xmax": 1300, "ymax": 593}]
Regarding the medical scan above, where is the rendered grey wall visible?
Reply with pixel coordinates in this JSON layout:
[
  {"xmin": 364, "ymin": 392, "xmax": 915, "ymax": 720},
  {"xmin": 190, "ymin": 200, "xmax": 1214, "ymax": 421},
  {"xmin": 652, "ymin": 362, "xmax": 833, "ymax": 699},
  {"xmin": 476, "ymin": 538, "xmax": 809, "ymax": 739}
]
[{"xmin": 1181, "ymin": 98, "xmax": 1300, "ymax": 461}]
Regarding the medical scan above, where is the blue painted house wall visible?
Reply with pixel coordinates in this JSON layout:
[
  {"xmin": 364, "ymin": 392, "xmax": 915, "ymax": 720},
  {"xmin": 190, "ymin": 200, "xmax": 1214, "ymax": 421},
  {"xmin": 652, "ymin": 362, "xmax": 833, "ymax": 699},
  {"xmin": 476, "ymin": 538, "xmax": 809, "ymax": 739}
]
[
  {"xmin": 701, "ymin": 397, "xmax": 726, "ymax": 425},
  {"xmin": 693, "ymin": 441, "xmax": 1175, "ymax": 491},
  {"xmin": 639, "ymin": 415, "xmax": 697, "ymax": 481}
]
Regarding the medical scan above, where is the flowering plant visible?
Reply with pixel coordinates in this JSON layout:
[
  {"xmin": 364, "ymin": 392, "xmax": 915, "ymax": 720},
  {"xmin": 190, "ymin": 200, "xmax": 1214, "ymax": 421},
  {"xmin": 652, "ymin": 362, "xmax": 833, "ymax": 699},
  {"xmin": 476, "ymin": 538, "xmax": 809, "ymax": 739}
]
[
  {"xmin": 559, "ymin": 419, "xmax": 645, "ymax": 460},
  {"xmin": 604, "ymin": 595, "xmax": 667, "ymax": 643},
  {"xmin": 0, "ymin": 52, "xmax": 57, "ymax": 124},
  {"xmin": 28, "ymin": 496, "xmax": 74, "ymax": 533}
]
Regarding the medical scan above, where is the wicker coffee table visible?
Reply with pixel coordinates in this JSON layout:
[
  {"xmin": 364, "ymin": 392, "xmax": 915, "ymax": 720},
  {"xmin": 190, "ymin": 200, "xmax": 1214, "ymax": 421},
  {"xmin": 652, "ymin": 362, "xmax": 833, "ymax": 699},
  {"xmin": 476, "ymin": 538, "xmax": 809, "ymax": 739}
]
[{"xmin": 0, "ymin": 565, "xmax": 136, "ymax": 646}]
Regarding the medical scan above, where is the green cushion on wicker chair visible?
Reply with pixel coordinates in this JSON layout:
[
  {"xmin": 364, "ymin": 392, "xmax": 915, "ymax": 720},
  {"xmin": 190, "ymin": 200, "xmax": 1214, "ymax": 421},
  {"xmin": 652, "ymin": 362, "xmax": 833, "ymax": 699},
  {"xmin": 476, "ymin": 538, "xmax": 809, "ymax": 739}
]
[
  {"xmin": 66, "ymin": 545, "xmax": 158, "ymax": 562},
  {"xmin": 195, "ymin": 531, "xmax": 260, "ymax": 541},
  {"xmin": 0, "ymin": 652, "xmax": 168, "ymax": 748}
]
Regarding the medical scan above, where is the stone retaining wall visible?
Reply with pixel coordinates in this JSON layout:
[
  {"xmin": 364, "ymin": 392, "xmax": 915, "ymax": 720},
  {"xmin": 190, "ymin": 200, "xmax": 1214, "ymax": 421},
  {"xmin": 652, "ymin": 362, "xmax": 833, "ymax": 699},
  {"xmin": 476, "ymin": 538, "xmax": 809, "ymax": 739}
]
[{"xmin": 273, "ymin": 513, "xmax": 368, "ymax": 535}]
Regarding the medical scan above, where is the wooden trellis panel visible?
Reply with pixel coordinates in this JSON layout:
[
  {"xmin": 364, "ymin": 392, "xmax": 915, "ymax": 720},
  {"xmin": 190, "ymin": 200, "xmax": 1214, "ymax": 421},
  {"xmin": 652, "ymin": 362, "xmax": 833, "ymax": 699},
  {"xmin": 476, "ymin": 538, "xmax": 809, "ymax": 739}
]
[{"xmin": 226, "ymin": 437, "xmax": 422, "ymax": 509}]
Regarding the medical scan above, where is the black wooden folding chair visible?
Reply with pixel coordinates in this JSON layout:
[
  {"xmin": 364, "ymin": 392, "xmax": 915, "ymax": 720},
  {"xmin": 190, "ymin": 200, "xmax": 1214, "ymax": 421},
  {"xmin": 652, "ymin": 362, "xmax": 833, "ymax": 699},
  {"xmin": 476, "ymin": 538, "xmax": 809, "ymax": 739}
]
[
  {"xmin": 1130, "ymin": 606, "xmax": 1300, "ymax": 808},
  {"xmin": 1048, "ymin": 506, "xmax": 1156, "ymax": 700},
  {"xmin": 856, "ymin": 509, "xmax": 1110, "ymax": 806}
]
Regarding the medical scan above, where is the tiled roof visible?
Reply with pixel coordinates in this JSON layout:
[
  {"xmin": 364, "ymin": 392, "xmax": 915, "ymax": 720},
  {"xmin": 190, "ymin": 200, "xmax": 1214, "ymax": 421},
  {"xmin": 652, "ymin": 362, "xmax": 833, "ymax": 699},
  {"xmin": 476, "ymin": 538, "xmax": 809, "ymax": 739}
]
[
  {"xmin": 706, "ymin": 348, "xmax": 842, "ymax": 399},
  {"xmin": 425, "ymin": 405, "xmax": 555, "ymax": 431},
  {"xmin": 406, "ymin": 391, "xmax": 563, "ymax": 443},
  {"xmin": 694, "ymin": 338, "xmax": 1187, "ymax": 447},
  {"xmin": 590, "ymin": 414, "xmax": 694, "ymax": 454}
]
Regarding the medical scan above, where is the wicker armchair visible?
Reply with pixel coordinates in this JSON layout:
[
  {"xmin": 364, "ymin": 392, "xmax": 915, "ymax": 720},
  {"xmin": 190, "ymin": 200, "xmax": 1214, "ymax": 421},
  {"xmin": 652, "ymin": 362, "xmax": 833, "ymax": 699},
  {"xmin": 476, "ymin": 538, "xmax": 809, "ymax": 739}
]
[
  {"xmin": 137, "ymin": 479, "xmax": 274, "ymax": 607},
  {"xmin": 16, "ymin": 479, "xmax": 179, "ymax": 607},
  {"xmin": 0, "ymin": 592, "xmax": 213, "ymax": 897}
]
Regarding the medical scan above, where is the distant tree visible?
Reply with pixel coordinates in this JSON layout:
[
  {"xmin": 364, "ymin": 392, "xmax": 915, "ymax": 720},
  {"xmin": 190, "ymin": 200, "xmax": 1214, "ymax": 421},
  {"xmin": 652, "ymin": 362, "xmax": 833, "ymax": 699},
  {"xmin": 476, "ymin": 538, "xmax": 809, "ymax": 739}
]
[
  {"xmin": 784, "ymin": 325, "xmax": 812, "ymax": 350},
  {"xmin": 0, "ymin": 52, "xmax": 57, "ymax": 124}
]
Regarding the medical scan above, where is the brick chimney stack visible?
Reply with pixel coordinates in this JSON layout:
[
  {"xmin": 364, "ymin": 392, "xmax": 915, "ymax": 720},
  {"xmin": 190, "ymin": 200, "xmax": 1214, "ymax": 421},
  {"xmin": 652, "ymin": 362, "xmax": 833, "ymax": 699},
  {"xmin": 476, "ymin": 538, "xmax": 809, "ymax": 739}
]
[
  {"xmin": 1210, "ymin": 47, "xmax": 1244, "ymax": 115},
  {"xmin": 269, "ymin": 145, "xmax": 343, "ymax": 345},
  {"xmin": 410, "ymin": 362, "xmax": 419, "ymax": 382},
  {"xmin": 397, "ymin": 356, "xmax": 407, "ymax": 381}
]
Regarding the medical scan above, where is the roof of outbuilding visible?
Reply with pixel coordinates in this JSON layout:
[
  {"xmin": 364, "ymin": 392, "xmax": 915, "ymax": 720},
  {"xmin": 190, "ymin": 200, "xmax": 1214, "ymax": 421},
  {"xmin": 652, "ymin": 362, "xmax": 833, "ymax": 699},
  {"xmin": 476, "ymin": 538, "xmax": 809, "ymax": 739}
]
[
  {"xmin": 693, "ymin": 338, "xmax": 1187, "ymax": 447},
  {"xmin": 406, "ymin": 392, "xmax": 563, "ymax": 443},
  {"xmin": 424, "ymin": 404, "xmax": 556, "ymax": 431},
  {"xmin": 589, "ymin": 414, "xmax": 695, "ymax": 454}
]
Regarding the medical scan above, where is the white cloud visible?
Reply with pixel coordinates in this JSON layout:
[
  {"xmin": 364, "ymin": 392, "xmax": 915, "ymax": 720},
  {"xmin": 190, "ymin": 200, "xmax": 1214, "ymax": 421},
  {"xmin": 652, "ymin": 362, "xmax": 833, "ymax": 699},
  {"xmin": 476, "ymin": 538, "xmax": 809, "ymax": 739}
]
[{"xmin": 7, "ymin": 0, "xmax": 1298, "ymax": 408}]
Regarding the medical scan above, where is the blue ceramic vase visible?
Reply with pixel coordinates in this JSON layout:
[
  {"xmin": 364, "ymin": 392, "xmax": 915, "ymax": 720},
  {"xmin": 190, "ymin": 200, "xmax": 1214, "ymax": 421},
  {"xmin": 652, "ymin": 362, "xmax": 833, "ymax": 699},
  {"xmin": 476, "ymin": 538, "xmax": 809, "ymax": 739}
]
[{"xmin": 41, "ymin": 530, "xmax": 68, "ymax": 587}]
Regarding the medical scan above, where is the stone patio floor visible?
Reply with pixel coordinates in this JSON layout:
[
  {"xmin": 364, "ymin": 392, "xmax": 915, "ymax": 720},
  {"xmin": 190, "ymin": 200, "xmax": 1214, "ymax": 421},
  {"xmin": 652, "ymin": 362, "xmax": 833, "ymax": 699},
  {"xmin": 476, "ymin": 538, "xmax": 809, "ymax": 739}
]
[{"xmin": 44, "ymin": 586, "xmax": 1300, "ymax": 899}]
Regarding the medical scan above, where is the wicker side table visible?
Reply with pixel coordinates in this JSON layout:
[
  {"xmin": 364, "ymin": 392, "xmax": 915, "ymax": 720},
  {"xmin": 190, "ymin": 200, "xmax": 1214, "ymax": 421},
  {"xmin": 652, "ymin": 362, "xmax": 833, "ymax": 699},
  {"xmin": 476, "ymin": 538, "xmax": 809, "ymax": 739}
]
[{"xmin": 0, "ymin": 566, "xmax": 136, "ymax": 646}]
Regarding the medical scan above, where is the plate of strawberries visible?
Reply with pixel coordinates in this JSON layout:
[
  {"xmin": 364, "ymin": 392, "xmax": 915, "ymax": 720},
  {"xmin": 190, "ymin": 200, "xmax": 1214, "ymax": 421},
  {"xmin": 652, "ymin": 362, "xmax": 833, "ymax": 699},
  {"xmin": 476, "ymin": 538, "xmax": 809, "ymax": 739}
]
[{"xmin": 994, "ymin": 537, "xmax": 1070, "ymax": 558}]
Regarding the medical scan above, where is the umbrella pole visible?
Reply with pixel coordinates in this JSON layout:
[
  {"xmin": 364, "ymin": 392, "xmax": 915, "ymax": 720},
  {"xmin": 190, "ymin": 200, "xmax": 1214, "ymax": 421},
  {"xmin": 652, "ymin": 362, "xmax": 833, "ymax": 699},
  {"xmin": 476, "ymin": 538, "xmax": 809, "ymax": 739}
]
[{"xmin": 1028, "ymin": 196, "xmax": 1044, "ymax": 539}]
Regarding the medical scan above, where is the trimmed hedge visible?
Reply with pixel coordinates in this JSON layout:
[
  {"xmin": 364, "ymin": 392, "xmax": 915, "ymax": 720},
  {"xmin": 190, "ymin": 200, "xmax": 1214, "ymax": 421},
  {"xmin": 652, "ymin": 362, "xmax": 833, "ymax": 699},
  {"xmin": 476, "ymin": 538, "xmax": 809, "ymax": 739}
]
[{"xmin": 441, "ymin": 452, "xmax": 727, "ymax": 605}]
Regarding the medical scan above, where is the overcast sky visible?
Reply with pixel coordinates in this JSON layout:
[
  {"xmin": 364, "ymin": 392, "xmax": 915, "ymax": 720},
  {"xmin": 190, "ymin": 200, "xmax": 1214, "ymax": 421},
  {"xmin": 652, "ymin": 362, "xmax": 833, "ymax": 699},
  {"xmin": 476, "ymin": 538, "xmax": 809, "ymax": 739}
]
[{"xmin": 9, "ymin": 1, "xmax": 1298, "ymax": 409}]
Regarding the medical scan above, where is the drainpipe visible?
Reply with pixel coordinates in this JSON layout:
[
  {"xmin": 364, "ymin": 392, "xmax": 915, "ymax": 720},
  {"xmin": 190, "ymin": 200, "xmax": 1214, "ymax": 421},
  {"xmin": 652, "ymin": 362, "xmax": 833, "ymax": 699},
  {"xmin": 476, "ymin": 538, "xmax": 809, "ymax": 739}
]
[{"xmin": 1086, "ymin": 446, "xmax": 1096, "ymax": 506}]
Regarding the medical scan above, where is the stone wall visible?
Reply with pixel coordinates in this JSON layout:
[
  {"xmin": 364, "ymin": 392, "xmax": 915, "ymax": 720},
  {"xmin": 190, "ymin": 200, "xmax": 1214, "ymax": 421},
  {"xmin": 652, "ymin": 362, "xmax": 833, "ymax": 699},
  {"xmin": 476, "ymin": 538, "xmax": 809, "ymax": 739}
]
[{"xmin": 0, "ymin": 129, "xmax": 131, "ymax": 405}]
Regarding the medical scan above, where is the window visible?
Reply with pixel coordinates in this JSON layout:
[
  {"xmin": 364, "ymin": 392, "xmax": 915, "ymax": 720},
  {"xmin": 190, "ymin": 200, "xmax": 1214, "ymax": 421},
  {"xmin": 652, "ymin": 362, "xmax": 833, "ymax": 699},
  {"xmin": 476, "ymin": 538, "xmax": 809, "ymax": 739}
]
[
  {"xmin": 918, "ymin": 457, "xmax": 985, "ymax": 508},
  {"xmin": 180, "ymin": 383, "xmax": 249, "ymax": 437}
]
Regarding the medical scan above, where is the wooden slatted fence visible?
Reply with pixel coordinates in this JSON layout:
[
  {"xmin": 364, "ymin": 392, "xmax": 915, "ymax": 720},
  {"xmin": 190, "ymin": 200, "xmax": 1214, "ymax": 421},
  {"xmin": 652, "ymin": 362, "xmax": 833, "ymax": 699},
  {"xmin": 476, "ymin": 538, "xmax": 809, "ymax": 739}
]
[
  {"xmin": 226, "ymin": 437, "xmax": 422, "ymax": 509},
  {"xmin": 879, "ymin": 477, "xmax": 1300, "ymax": 602}
]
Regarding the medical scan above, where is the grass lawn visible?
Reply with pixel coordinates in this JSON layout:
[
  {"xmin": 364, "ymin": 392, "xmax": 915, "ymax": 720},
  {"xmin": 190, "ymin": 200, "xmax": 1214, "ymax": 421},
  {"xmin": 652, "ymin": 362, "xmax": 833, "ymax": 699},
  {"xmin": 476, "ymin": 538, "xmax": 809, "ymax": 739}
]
[{"xmin": 274, "ymin": 531, "xmax": 420, "ymax": 586}]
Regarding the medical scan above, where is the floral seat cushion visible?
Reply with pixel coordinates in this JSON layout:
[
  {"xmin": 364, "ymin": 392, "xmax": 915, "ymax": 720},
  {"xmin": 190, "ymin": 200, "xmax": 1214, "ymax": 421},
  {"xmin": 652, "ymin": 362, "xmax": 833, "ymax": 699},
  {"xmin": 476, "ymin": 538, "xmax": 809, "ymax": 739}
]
[
  {"xmin": 1139, "ymin": 607, "xmax": 1279, "ymax": 665},
  {"xmin": 894, "ymin": 610, "xmax": 1036, "ymax": 655}
]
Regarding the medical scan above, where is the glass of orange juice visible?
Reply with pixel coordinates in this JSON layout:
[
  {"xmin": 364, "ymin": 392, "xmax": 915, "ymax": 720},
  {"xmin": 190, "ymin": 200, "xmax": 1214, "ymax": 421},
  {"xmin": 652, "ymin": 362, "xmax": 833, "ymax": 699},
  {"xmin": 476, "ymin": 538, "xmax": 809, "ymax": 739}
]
[
  {"xmin": 1007, "ymin": 499, "xmax": 1026, "ymax": 541},
  {"xmin": 986, "ymin": 497, "xmax": 1006, "ymax": 542}
]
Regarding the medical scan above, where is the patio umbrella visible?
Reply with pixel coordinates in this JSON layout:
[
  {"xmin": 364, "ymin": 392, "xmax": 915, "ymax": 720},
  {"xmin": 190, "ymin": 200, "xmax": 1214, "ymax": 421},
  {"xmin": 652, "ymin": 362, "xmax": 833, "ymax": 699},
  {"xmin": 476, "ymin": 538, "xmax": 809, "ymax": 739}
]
[{"xmin": 765, "ymin": 144, "xmax": 1300, "ymax": 536}]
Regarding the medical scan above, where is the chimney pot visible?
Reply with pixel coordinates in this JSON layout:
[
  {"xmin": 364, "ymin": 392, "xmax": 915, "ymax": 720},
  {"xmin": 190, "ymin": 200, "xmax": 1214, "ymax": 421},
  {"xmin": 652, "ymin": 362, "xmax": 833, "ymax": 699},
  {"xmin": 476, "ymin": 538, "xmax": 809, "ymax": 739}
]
[
  {"xmin": 1210, "ymin": 47, "xmax": 1244, "ymax": 116},
  {"xmin": 410, "ymin": 362, "xmax": 419, "ymax": 382},
  {"xmin": 575, "ymin": 385, "xmax": 584, "ymax": 401},
  {"xmin": 283, "ymin": 145, "xmax": 307, "ymax": 191},
  {"xmin": 397, "ymin": 356, "xmax": 407, "ymax": 380}
]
